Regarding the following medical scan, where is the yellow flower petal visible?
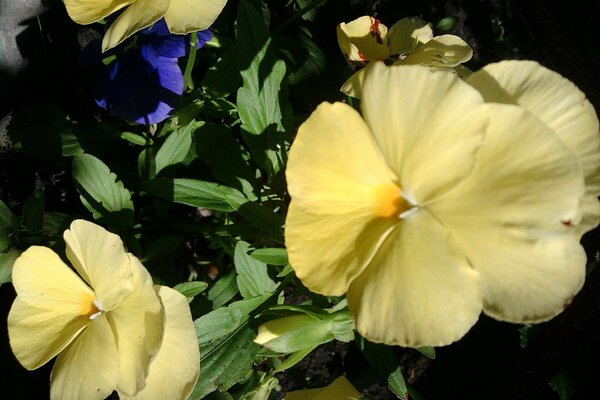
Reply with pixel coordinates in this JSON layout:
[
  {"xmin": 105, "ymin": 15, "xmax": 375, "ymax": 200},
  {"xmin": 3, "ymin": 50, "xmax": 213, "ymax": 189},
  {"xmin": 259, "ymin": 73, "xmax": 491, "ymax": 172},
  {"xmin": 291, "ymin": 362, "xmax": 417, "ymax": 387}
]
[
  {"xmin": 429, "ymin": 104, "xmax": 586, "ymax": 323},
  {"xmin": 285, "ymin": 376, "xmax": 362, "ymax": 400},
  {"xmin": 107, "ymin": 256, "xmax": 165, "ymax": 396},
  {"xmin": 64, "ymin": 219, "xmax": 133, "ymax": 311},
  {"xmin": 340, "ymin": 68, "xmax": 366, "ymax": 98},
  {"xmin": 165, "ymin": 0, "xmax": 228, "ymax": 34},
  {"xmin": 360, "ymin": 63, "xmax": 487, "ymax": 204},
  {"xmin": 50, "ymin": 314, "xmax": 118, "ymax": 400},
  {"xmin": 64, "ymin": 0, "xmax": 133, "ymax": 25},
  {"xmin": 347, "ymin": 211, "xmax": 482, "ymax": 347},
  {"xmin": 285, "ymin": 102, "xmax": 402, "ymax": 295},
  {"xmin": 466, "ymin": 60, "xmax": 600, "ymax": 235},
  {"xmin": 7, "ymin": 246, "xmax": 95, "ymax": 370},
  {"xmin": 121, "ymin": 286, "xmax": 199, "ymax": 400},
  {"xmin": 399, "ymin": 34, "xmax": 473, "ymax": 67},
  {"xmin": 387, "ymin": 16, "xmax": 433, "ymax": 56},
  {"xmin": 102, "ymin": 0, "xmax": 170, "ymax": 51},
  {"xmin": 337, "ymin": 16, "xmax": 390, "ymax": 62}
]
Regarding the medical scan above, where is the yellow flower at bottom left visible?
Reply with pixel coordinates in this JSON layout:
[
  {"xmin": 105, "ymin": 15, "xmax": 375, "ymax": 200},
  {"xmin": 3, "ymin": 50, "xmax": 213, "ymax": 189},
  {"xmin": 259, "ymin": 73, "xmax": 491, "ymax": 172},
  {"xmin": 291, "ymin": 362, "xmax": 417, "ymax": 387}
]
[{"xmin": 6, "ymin": 219, "xmax": 196, "ymax": 400}]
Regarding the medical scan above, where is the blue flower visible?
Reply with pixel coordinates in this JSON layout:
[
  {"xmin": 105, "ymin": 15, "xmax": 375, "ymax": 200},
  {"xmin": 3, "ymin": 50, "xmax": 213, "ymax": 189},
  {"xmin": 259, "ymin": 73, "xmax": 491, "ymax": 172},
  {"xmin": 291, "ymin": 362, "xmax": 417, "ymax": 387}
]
[{"xmin": 83, "ymin": 20, "xmax": 212, "ymax": 125}]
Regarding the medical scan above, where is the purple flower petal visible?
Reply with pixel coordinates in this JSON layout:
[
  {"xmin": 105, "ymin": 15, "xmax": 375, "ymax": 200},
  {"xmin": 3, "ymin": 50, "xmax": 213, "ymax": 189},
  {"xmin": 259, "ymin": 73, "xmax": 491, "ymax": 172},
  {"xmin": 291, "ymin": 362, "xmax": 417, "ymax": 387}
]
[{"xmin": 94, "ymin": 49, "xmax": 184, "ymax": 125}]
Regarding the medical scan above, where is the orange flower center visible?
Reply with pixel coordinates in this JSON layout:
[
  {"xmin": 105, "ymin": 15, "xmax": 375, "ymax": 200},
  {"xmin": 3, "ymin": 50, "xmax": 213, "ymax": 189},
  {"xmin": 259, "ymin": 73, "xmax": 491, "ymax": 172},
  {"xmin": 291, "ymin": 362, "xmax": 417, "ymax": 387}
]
[
  {"xmin": 374, "ymin": 182, "xmax": 413, "ymax": 218},
  {"xmin": 80, "ymin": 292, "xmax": 103, "ymax": 319}
]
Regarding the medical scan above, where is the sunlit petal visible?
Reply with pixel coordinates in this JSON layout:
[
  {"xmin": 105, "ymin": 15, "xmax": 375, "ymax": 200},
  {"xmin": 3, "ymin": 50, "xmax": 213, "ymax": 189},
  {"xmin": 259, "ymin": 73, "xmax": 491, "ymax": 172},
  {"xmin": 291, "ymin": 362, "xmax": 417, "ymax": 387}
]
[
  {"xmin": 165, "ymin": 0, "xmax": 228, "ymax": 34},
  {"xmin": 108, "ymin": 256, "xmax": 164, "ymax": 396},
  {"xmin": 102, "ymin": 0, "xmax": 170, "ymax": 51},
  {"xmin": 399, "ymin": 34, "xmax": 472, "ymax": 67},
  {"xmin": 337, "ymin": 16, "xmax": 390, "ymax": 62},
  {"xmin": 429, "ymin": 104, "xmax": 586, "ymax": 322},
  {"xmin": 64, "ymin": 0, "xmax": 132, "ymax": 25},
  {"xmin": 467, "ymin": 60, "xmax": 600, "ymax": 235},
  {"xmin": 64, "ymin": 219, "xmax": 133, "ymax": 311},
  {"xmin": 339, "ymin": 68, "xmax": 366, "ymax": 98},
  {"xmin": 7, "ymin": 246, "xmax": 94, "ymax": 369},
  {"xmin": 361, "ymin": 63, "xmax": 488, "ymax": 204},
  {"xmin": 387, "ymin": 16, "xmax": 433, "ymax": 55},
  {"xmin": 121, "ymin": 286, "xmax": 199, "ymax": 400},
  {"xmin": 347, "ymin": 211, "xmax": 482, "ymax": 347},
  {"xmin": 286, "ymin": 102, "xmax": 401, "ymax": 295},
  {"xmin": 50, "ymin": 314, "xmax": 118, "ymax": 400},
  {"xmin": 285, "ymin": 376, "xmax": 362, "ymax": 400}
]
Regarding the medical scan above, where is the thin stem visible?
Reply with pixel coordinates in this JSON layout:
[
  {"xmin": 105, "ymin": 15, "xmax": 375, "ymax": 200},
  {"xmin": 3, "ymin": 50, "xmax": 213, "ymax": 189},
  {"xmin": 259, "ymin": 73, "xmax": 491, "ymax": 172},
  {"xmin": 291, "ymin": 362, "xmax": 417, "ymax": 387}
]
[{"xmin": 184, "ymin": 32, "xmax": 198, "ymax": 90}]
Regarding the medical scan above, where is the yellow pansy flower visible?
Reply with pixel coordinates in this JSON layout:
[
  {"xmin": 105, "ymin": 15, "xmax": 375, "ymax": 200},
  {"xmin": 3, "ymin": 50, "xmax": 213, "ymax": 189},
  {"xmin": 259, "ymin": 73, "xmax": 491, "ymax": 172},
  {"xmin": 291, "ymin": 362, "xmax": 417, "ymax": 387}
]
[
  {"xmin": 64, "ymin": 0, "xmax": 227, "ymax": 51},
  {"xmin": 337, "ymin": 16, "xmax": 472, "ymax": 97},
  {"xmin": 7, "ymin": 220, "xmax": 199, "ymax": 399},
  {"xmin": 285, "ymin": 376, "xmax": 362, "ymax": 400},
  {"xmin": 285, "ymin": 61, "xmax": 599, "ymax": 347}
]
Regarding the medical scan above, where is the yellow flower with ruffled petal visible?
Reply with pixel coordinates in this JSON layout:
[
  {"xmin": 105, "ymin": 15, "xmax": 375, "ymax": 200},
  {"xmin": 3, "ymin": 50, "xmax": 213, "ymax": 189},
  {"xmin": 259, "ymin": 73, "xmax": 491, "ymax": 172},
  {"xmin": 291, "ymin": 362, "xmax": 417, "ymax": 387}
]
[
  {"xmin": 285, "ymin": 61, "xmax": 600, "ymax": 348},
  {"xmin": 337, "ymin": 16, "xmax": 472, "ymax": 97},
  {"xmin": 285, "ymin": 376, "xmax": 361, "ymax": 400},
  {"xmin": 7, "ymin": 220, "xmax": 199, "ymax": 400},
  {"xmin": 64, "ymin": 0, "xmax": 227, "ymax": 51}
]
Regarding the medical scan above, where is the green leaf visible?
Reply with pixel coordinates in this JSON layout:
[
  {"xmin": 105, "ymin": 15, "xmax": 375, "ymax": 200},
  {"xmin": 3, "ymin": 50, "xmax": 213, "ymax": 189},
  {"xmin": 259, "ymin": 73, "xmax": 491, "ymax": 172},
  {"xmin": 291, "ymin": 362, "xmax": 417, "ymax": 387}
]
[
  {"xmin": 193, "ymin": 123, "xmax": 255, "ymax": 192},
  {"xmin": 235, "ymin": 241, "xmax": 277, "ymax": 298},
  {"xmin": 202, "ymin": 46, "xmax": 242, "ymax": 98},
  {"xmin": 155, "ymin": 123, "xmax": 196, "ymax": 175},
  {"xmin": 417, "ymin": 346, "xmax": 436, "ymax": 359},
  {"xmin": 22, "ymin": 191, "xmax": 45, "ymax": 233},
  {"xmin": 388, "ymin": 367, "xmax": 409, "ymax": 400},
  {"xmin": 208, "ymin": 272, "xmax": 239, "ymax": 308},
  {"xmin": 250, "ymin": 248, "xmax": 288, "ymax": 265},
  {"xmin": 192, "ymin": 295, "xmax": 269, "ymax": 399},
  {"xmin": 71, "ymin": 154, "xmax": 134, "ymax": 230},
  {"xmin": 0, "ymin": 199, "xmax": 15, "ymax": 228},
  {"xmin": 192, "ymin": 325, "xmax": 259, "ymax": 399},
  {"xmin": 0, "ymin": 247, "xmax": 21, "ymax": 286},
  {"xmin": 236, "ymin": 0, "xmax": 290, "ymax": 175},
  {"xmin": 272, "ymin": 346, "xmax": 317, "ymax": 373},
  {"xmin": 146, "ymin": 179, "xmax": 284, "ymax": 238},
  {"xmin": 173, "ymin": 281, "xmax": 209, "ymax": 302},
  {"xmin": 145, "ymin": 178, "xmax": 239, "ymax": 212},
  {"xmin": 121, "ymin": 131, "xmax": 148, "ymax": 146},
  {"xmin": 7, "ymin": 104, "xmax": 71, "ymax": 161}
]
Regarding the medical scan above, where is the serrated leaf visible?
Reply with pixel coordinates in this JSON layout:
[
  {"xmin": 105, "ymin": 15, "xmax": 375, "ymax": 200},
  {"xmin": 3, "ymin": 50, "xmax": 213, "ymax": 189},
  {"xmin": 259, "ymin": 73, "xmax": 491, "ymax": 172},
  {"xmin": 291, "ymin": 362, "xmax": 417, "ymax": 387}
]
[
  {"xmin": 71, "ymin": 154, "xmax": 134, "ymax": 230},
  {"xmin": 250, "ymin": 248, "xmax": 288, "ymax": 265},
  {"xmin": 235, "ymin": 241, "xmax": 277, "ymax": 298},
  {"xmin": 155, "ymin": 123, "xmax": 196, "ymax": 175}
]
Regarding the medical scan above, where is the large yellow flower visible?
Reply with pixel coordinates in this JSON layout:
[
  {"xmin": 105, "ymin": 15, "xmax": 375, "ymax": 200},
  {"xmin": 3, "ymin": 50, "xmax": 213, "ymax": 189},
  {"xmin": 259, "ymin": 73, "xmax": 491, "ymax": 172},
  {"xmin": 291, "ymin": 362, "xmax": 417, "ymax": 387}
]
[
  {"xmin": 285, "ymin": 376, "xmax": 361, "ymax": 400},
  {"xmin": 337, "ymin": 16, "xmax": 472, "ymax": 97},
  {"xmin": 64, "ymin": 0, "xmax": 227, "ymax": 51},
  {"xmin": 7, "ymin": 220, "xmax": 199, "ymax": 399},
  {"xmin": 285, "ymin": 61, "xmax": 599, "ymax": 347}
]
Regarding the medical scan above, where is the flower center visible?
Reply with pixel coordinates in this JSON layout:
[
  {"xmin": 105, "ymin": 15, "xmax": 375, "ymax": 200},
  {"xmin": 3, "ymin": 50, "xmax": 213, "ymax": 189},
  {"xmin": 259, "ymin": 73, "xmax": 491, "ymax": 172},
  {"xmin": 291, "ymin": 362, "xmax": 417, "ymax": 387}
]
[
  {"xmin": 81, "ymin": 293, "xmax": 104, "ymax": 320},
  {"xmin": 374, "ymin": 182, "xmax": 414, "ymax": 218}
]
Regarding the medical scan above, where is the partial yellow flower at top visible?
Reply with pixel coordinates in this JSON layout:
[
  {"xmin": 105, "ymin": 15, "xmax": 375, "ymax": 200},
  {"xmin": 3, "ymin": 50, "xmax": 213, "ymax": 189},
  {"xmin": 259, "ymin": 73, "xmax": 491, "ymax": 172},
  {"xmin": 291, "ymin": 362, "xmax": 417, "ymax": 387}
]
[
  {"xmin": 285, "ymin": 376, "xmax": 362, "ymax": 400},
  {"xmin": 64, "ymin": 0, "xmax": 228, "ymax": 51},
  {"xmin": 285, "ymin": 61, "xmax": 599, "ymax": 348},
  {"xmin": 337, "ymin": 16, "xmax": 472, "ymax": 97},
  {"xmin": 7, "ymin": 219, "xmax": 200, "ymax": 400}
]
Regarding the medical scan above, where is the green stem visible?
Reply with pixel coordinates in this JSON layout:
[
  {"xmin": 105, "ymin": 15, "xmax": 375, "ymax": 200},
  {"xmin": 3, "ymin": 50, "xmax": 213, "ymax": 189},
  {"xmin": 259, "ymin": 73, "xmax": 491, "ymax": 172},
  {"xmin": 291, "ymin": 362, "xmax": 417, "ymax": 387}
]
[{"xmin": 184, "ymin": 32, "xmax": 198, "ymax": 90}]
